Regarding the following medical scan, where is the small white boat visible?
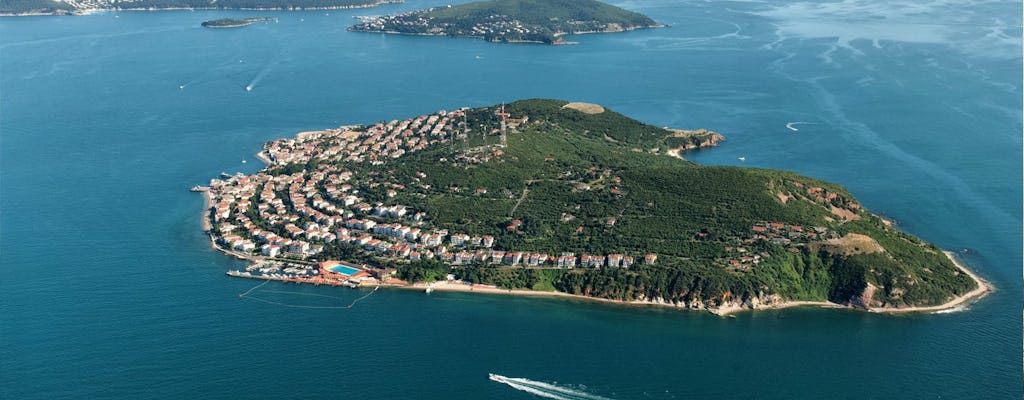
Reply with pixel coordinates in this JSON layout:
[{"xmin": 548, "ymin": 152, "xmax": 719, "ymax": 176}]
[
  {"xmin": 738, "ymin": 156, "xmax": 746, "ymax": 161},
  {"xmin": 425, "ymin": 286, "xmax": 434, "ymax": 294}
]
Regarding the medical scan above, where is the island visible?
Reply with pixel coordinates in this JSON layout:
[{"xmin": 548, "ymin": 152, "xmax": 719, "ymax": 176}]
[
  {"xmin": 348, "ymin": 0, "xmax": 661, "ymax": 44},
  {"xmin": 202, "ymin": 17, "xmax": 274, "ymax": 28},
  {"xmin": 197, "ymin": 99, "xmax": 990, "ymax": 315},
  {"xmin": 0, "ymin": 0, "xmax": 400, "ymax": 16}
]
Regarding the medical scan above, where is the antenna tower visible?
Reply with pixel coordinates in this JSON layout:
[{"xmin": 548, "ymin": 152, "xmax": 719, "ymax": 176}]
[{"xmin": 496, "ymin": 103, "xmax": 510, "ymax": 148}]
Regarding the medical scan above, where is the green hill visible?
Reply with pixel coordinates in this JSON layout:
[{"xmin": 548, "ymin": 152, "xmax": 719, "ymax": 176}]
[{"xmin": 349, "ymin": 0, "xmax": 660, "ymax": 44}]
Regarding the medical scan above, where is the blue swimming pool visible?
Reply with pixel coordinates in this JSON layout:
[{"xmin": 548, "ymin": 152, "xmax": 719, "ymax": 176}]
[{"xmin": 329, "ymin": 265, "xmax": 361, "ymax": 275}]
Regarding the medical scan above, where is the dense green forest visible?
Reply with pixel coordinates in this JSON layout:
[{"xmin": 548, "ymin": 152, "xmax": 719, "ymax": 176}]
[
  {"xmin": 370, "ymin": 99, "xmax": 976, "ymax": 309},
  {"xmin": 2, "ymin": 0, "xmax": 389, "ymax": 15}
]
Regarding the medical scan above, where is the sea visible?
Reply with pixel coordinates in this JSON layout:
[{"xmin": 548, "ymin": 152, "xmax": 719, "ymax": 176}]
[{"xmin": 1, "ymin": 0, "xmax": 1021, "ymax": 398}]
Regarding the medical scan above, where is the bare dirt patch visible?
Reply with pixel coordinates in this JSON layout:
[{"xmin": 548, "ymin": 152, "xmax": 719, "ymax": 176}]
[
  {"xmin": 830, "ymin": 205, "xmax": 862, "ymax": 222},
  {"xmin": 824, "ymin": 233, "xmax": 885, "ymax": 256},
  {"xmin": 562, "ymin": 102, "xmax": 605, "ymax": 114}
]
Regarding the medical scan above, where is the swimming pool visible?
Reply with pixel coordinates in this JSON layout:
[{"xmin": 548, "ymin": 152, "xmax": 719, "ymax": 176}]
[{"xmin": 329, "ymin": 265, "xmax": 361, "ymax": 275}]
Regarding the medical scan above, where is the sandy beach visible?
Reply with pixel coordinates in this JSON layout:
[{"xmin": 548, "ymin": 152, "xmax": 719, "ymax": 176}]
[{"xmin": 405, "ymin": 280, "xmax": 773, "ymax": 315}]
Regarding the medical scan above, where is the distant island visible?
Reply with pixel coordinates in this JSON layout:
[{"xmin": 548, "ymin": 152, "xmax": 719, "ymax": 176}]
[
  {"xmin": 202, "ymin": 17, "xmax": 274, "ymax": 28},
  {"xmin": 348, "ymin": 0, "xmax": 661, "ymax": 44},
  {"xmin": 198, "ymin": 99, "xmax": 989, "ymax": 315},
  {"xmin": 0, "ymin": 0, "xmax": 400, "ymax": 16}
]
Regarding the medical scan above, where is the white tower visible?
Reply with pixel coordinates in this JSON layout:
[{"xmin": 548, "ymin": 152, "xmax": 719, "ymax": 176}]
[{"xmin": 495, "ymin": 104, "xmax": 509, "ymax": 148}]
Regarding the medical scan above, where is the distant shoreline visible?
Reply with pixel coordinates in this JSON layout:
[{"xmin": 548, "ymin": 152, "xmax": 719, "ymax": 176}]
[{"xmin": 0, "ymin": 0, "xmax": 401, "ymax": 17}]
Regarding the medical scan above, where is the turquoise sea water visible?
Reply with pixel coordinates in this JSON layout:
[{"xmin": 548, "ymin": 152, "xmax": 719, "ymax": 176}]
[{"xmin": 1, "ymin": 0, "xmax": 1021, "ymax": 398}]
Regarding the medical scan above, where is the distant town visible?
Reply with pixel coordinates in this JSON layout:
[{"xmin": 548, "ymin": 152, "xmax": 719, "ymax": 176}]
[{"xmin": 1, "ymin": 0, "xmax": 400, "ymax": 16}]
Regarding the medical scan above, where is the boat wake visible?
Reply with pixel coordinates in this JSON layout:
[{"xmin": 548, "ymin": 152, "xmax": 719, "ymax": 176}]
[
  {"xmin": 785, "ymin": 121, "xmax": 816, "ymax": 132},
  {"xmin": 238, "ymin": 280, "xmax": 379, "ymax": 309},
  {"xmin": 246, "ymin": 57, "xmax": 278, "ymax": 92},
  {"xmin": 488, "ymin": 374, "xmax": 614, "ymax": 400},
  {"xmin": 180, "ymin": 57, "xmax": 245, "ymax": 90}
]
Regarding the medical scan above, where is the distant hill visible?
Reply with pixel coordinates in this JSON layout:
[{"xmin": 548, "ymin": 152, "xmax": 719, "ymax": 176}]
[
  {"xmin": 1, "ymin": 0, "xmax": 399, "ymax": 16},
  {"xmin": 349, "ymin": 0, "xmax": 660, "ymax": 44}
]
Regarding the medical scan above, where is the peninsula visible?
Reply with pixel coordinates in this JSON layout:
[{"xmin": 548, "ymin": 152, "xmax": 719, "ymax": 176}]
[
  {"xmin": 0, "ymin": 0, "xmax": 400, "ymax": 16},
  {"xmin": 199, "ymin": 99, "xmax": 989, "ymax": 314},
  {"xmin": 202, "ymin": 17, "xmax": 274, "ymax": 28},
  {"xmin": 348, "ymin": 0, "xmax": 661, "ymax": 44}
]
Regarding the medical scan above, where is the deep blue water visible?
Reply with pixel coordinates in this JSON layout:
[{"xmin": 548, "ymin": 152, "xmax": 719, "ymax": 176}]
[{"xmin": 1, "ymin": 0, "xmax": 1021, "ymax": 398}]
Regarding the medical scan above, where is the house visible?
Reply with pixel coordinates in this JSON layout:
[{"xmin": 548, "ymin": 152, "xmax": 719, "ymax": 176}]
[
  {"xmin": 234, "ymin": 240, "xmax": 256, "ymax": 252},
  {"xmin": 289, "ymin": 240, "xmax": 310, "ymax": 254},
  {"xmin": 257, "ymin": 242, "xmax": 279, "ymax": 258},
  {"xmin": 504, "ymin": 252, "xmax": 523, "ymax": 265},
  {"xmin": 450, "ymin": 233, "xmax": 470, "ymax": 247}
]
